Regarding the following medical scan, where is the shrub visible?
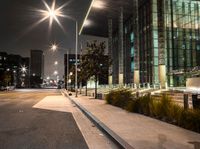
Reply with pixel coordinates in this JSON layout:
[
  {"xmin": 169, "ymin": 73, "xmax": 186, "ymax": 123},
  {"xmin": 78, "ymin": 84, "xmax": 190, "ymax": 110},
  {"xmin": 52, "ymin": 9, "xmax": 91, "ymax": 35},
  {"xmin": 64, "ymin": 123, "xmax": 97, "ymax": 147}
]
[
  {"xmin": 180, "ymin": 109, "xmax": 200, "ymax": 132},
  {"xmin": 105, "ymin": 89, "xmax": 200, "ymax": 133},
  {"xmin": 105, "ymin": 88, "xmax": 133, "ymax": 108},
  {"xmin": 125, "ymin": 98, "xmax": 140, "ymax": 113},
  {"xmin": 168, "ymin": 104, "xmax": 184, "ymax": 124},
  {"xmin": 138, "ymin": 94, "xmax": 153, "ymax": 115}
]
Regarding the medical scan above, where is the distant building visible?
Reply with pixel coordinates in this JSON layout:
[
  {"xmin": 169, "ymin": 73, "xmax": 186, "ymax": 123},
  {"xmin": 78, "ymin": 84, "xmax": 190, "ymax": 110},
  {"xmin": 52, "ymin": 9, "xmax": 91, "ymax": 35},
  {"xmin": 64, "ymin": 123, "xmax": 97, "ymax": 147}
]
[
  {"xmin": 64, "ymin": 54, "xmax": 80, "ymax": 88},
  {"xmin": 0, "ymin": 52, "xmax": 30, "ymax": 88},
  {"xmin": 30, "ymin": 50, "xmax": 44, "ymax": 88}
]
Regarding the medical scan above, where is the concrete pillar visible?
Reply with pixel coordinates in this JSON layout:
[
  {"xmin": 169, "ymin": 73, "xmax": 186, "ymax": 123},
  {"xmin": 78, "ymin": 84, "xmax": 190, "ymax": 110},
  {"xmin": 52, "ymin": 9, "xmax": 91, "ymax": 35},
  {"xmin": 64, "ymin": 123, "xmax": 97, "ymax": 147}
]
[
  {"xmin": 159, "ymin": 65, "xmax": 167, "ymax": 89},
  {"xmin": 134, "ymin": 70, "xmax": 140, "ymax": 87},
  {"xmin": 109, "ymin": 76, "xmax": 112, "ymax": 85},
  {"xmin": 133, "ymin": 0, "xmax": 140, "ymax": 86},
  {"xmin": 108, "ymin": 19, "xmax": 113, "ymax": 85},
  {"xmin": 158, "ymin": 0, "xmax": 167, "ymax": 89},
  {"xmin": 118, "ymin": 7, "xmax": 124, "ymax": 85}
]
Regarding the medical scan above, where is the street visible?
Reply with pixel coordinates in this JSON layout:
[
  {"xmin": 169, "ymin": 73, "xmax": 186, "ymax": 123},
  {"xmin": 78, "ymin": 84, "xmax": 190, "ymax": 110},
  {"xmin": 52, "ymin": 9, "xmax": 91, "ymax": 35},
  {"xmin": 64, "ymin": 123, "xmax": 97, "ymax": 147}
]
[{"xmin": 0, "ymin": 89, "xmax": 88, "ymax": 149}]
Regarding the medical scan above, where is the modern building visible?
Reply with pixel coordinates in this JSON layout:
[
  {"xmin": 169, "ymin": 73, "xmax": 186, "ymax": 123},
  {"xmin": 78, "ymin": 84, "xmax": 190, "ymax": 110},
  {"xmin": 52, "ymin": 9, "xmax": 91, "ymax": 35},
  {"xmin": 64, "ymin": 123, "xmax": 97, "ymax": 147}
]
[
  {"xmin": 81, "ymin": 0, "xmax": 200, "ymax": 88},
  {"xmin": 30, "ymin": 50, "xmax": 44, "ymax": 88},
  {"xmin": 136, "ymin": 0, "xmax": 200, "ymax": 87},
  {"xmin": 0, "ymin": 52, "xmax": 30, "ymax": 88}
]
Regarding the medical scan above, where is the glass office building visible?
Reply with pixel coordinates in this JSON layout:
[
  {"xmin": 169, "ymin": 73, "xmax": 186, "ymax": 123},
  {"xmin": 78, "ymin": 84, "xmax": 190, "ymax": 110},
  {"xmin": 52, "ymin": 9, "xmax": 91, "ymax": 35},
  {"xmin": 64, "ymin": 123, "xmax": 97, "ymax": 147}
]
[
  {"xmin": 109, "ymin": 0, "xmax": 200, "ymax": 87},
  {"xmin": 138, "ymin": 0, "xmax": 200, "ymax": 87}
]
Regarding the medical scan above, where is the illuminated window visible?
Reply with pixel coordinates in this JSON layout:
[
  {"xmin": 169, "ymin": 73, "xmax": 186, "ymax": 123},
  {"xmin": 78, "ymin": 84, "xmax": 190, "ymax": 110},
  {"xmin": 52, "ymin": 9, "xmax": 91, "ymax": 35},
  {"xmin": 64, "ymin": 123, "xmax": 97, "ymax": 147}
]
[
  {"xmin": 131, "ymin": 61, "xmax": 134, "ymax": 72},
  {"xmin": 197, "ymin": 45, "xmax": 200, "ymax": 51},
  {"xmin": 131, "ymin": 47, "xmax": 134, "ymax": 56},
  {"xmin": 130, "ymin": 32, "xmax": 134, "ymax": 43}
]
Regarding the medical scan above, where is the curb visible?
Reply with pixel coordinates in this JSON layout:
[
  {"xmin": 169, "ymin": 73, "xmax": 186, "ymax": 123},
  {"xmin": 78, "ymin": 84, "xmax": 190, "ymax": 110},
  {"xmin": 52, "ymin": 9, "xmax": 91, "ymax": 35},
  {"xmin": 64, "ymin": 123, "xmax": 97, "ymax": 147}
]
[{"xmin": 62, "ymin": 90, "xmax": 134, "ymax": 149}]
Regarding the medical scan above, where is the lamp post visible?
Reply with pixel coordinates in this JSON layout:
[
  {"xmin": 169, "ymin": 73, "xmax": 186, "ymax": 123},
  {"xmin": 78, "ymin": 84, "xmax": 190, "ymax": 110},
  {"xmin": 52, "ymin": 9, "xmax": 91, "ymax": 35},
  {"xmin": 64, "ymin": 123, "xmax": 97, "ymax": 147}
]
[
  {"xmin": 75, "ymin": 21, "xmax": 78, "ymax": 97},
  {"xmin": 40, "ymin": 0, "xmax": 78, "ymax": 97}
]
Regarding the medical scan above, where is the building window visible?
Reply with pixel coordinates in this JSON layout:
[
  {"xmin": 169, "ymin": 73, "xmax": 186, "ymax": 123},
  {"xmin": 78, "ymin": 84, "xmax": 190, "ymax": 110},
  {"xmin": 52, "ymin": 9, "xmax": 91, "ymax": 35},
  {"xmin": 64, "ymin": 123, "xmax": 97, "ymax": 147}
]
[
  {"xmin": 131, "ymin": 61, "xmax": 134, "ymax": 73},
  {"xmin": 130, "ymin": 32, "xmax": 134, "ymax": 43},
  {"xmin": 197, "ymin": 45, "xmax": 200, "ymax": 51},
  {"xmin": 125, "ymin": 27, "xmax": 127, "ymax": 34},
  {"xmin": 131, "ymin": 47, "xmax": 134, "ymax": 57}
]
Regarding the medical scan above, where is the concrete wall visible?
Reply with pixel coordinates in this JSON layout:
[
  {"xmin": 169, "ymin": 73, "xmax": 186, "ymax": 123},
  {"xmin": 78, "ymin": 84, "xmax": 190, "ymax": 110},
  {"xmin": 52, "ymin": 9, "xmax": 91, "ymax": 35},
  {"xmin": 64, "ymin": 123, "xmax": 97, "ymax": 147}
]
[{"xmin": 186, "ymin": 77, "xmax": 200, "ymax": 88}]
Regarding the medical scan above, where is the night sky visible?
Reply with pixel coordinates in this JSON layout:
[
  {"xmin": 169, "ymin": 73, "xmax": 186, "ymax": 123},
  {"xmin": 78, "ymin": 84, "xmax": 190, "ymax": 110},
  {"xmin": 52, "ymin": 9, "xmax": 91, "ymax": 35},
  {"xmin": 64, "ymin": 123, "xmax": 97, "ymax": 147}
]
[{"xmin": 0, "ymin": 0, "xmax": 91, "ymax": 57}]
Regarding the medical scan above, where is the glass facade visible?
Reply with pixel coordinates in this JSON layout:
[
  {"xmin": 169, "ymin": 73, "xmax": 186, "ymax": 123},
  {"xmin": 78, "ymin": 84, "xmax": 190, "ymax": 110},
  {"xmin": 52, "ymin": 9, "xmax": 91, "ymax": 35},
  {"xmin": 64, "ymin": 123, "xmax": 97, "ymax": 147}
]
[
  {"xmin": 124, "ymin": 18, "xmax": 134, "ymax": 84},
  {"xmin": 138, "ymin": 0, "xmax": 200, "ymax": 86},
  {"xmin": 110, "ymin": 0, "xmax": 200, "ymax": 87},
  {"xmin": 165, "ymin": 0, "xmax": 200, "ymax": 86},
  {"xmin": 139, "ymin": 0, "xmax": 154, "ymax": 85}
]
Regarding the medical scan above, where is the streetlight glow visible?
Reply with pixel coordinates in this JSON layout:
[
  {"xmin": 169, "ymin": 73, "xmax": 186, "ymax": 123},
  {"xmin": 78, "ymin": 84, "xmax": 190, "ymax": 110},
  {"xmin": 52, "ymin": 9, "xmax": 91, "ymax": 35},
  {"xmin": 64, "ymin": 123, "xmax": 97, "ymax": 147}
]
[
  {"xmin": 20, "ymin": 66, "xmax": 27, "ymax": 73},
  {"xmin": 39, "ymin": 0, "xmax": 68, "ymax": 31},
  {"xmin": 54, "ymin": 61, "xmax": 58, "ymax": 65},
  {"xmin": 84, "ymin": 19, "xmax": 92, "ymax": 27},
  {"xmin": 51, "ymin": 44, "xmax": 57, "ymax": 51},
  {"xmin": 92, "ymin": 0, "xmax": 106, "ymax": 9},
  {"xmin": 54, "ymin": 70, "xmax": 58, "ymax": 75}
]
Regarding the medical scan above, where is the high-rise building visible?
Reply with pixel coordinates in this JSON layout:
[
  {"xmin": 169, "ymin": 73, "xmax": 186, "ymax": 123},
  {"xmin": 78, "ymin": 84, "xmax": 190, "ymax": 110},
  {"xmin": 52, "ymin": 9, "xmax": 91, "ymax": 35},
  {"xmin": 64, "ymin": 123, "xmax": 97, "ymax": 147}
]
[
  {"xmin": 82, "ymin": 0, "xmax": 200, "ymax": 87},
  {"xmin": 137, "ymin": 0, "xmax": 200, "ymax": 87},
  {"xmin": 30, "ymin": 50, "xmax": 44, "ymax": 88}
]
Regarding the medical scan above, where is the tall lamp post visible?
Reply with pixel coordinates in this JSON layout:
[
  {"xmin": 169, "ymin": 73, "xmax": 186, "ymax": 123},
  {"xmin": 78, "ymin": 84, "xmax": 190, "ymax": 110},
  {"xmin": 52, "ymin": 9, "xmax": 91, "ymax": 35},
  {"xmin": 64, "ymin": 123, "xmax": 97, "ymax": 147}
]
[{"xmin": 40, "ymin": 0, "xmax": 78, "ymax": 97}]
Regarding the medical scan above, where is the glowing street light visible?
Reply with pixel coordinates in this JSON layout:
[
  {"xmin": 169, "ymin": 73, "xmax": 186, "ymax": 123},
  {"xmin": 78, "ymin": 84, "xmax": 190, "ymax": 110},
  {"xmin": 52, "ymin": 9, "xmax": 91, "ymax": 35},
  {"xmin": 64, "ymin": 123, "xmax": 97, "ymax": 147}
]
[
  {"xmin": 51, "ymin": 44, "xmax": 58, "ymax": 51},
  {"xmin": 54, "ymin": 61, "xmax": 58, "ymax": 65},
  {"xmin": 83, "ymin": 19, "xmax": 92, "ymax": 27},
  {"xmin": 54, "ymin": 70, "xmax": 58, "ymax": 75},
  {"xmin": 40, "ymin": 0, "xmax": 67, "ymax": 31},
  {"xmin": 20, "ymin": 66, "xmax": 27, "ymax": 73},
  {"xmin": 92, "ymin": 0, "xmax": 106, "ymax": 9}
]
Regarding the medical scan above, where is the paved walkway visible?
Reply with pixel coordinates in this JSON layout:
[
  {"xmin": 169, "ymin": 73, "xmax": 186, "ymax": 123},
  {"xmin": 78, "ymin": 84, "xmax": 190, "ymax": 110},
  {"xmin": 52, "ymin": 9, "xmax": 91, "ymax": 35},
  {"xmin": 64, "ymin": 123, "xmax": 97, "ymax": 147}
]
[{"xmin": 68, "ymin": 93, "xmax": 200, "ymax": 149}]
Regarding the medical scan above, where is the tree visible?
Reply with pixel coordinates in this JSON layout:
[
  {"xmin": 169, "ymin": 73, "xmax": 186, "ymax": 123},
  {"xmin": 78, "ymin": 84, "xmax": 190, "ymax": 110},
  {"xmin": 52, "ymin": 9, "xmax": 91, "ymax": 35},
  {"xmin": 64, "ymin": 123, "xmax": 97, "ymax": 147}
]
[
  {"xmin": 69, "ymin": 63, "xmax": 90, "ymax": 94},
  {"xmin": 3, "ymin": 71, "xmax": 12, "ymax": 86},
  {"xmin": 81, "ymin": 41, "xmax": 110, "ymax": 99}
]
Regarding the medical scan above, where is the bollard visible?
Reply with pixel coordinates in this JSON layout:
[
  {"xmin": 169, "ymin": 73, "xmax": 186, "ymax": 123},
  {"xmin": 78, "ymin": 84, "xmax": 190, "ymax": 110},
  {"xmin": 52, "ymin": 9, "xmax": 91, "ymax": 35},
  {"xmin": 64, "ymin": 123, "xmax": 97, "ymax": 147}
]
[
  {"xmin": 192, "ymin": 94, "xmax": 200, "ymax": 109},
  {"xmin": 183, "ymin": 94, "xmax": 189, "ymax": 110}
]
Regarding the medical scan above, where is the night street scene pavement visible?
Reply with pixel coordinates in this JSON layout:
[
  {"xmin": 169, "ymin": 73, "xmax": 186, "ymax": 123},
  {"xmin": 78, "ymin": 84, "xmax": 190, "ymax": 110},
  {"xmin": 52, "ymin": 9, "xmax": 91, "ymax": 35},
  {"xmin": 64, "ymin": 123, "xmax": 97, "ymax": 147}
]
[{"xmin": 1, "ymin": 0, "xmax": 200, "ymax": 149}]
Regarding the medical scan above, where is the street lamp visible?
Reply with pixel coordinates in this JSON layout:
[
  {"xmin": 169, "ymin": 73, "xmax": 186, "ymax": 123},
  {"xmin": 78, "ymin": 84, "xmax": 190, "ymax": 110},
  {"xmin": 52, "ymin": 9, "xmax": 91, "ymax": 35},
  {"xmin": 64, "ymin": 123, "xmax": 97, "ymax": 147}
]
[
  {"xmin": 51, "ymin": 44, "xmax": 58, "ymax": 52},
  {"xmin": 20, "ymin": 66, "xmax": 27, "ymax": 73},
  {"xmin": 40, "ymin": 0, "xmax": 79, "ymax": 97},
  {"xmin": 54, "ymin": 61, "xmax": 58, "ymax": 65},
  {"xmin": 54, "ymin": 70, "xmax": 58, "ymax": 75}
]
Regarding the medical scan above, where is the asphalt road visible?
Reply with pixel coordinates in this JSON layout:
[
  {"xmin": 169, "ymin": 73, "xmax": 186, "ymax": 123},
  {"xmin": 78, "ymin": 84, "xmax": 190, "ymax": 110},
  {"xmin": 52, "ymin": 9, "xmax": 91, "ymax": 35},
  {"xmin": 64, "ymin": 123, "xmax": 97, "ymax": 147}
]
[{"xmin": 0, "ymin": 89, "xmax": 88, "ymax": 149}]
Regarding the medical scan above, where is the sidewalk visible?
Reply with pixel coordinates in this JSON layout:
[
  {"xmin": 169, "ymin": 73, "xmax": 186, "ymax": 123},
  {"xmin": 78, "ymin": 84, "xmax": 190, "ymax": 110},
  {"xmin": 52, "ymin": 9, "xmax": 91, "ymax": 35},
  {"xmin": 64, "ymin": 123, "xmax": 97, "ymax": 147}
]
[{"xmin": 66, "ymin": 92, "xmax": 200, "ymax": 149}]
